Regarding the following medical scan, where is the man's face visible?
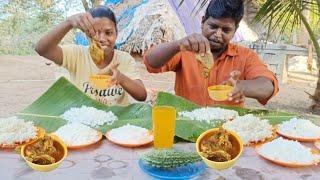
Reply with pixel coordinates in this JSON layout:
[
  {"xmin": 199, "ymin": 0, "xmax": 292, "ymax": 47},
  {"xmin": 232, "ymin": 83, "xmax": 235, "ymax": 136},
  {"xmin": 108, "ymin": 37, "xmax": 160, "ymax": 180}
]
[{"xmin": 202, "ymin": 17, "xmax": 237, "ymax": 52}]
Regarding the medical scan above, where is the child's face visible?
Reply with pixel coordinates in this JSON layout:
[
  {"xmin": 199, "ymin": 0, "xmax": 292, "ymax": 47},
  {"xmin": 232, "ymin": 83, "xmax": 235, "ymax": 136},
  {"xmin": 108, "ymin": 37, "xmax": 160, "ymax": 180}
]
[
  {"xmin": 202, "ymin": 17, "xmax": 236, "ymax": 52},
  {"xmin": 93, "ymin": 17, "xmax": 117, "ymax": 54}
]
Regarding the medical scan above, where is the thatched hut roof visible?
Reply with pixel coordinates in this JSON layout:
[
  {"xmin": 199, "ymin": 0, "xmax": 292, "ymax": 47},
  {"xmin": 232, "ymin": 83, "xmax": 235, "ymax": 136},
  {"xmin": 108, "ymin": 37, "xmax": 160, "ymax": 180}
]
[{"xmin": 115, "ymin": 0, "xmax": 186, "ymax": 54}]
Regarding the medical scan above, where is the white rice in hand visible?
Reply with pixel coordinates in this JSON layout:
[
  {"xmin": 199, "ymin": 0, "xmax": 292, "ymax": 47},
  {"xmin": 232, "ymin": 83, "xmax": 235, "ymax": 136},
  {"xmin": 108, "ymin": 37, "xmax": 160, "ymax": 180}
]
[
  {"xmin": 54, "ymin": 123, "xmax": 100, "ymax": 146},
  {"xmin": 259, "ymin": 137, "xmax": 320, "ymax": 164},
  {"xmin": 108, "ymin": 124, "xmax": 153, "ymax": 144},
  {"xmin": 61, "ymin": 105, "xmax": 118, "ymax": 128},
  {"xmin": 222, "ymin": 114, "xmax": 273, "ymax": 145},
  {"xmin": 0, "ymin": 116, "xmax": 37, "ymax": 145},
  {"xmin": 178, "ymin": 107, "xmax": 238, "ymax": 124},
  {"xmin": 279, "ymin": 118, "xmax": 320, "ymax": 138}
]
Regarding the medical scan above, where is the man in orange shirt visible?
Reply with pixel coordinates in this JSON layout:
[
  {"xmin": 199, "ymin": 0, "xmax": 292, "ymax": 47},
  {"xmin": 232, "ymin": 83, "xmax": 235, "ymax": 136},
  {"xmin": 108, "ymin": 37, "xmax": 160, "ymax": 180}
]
[{"xmin": 144, "ymin": 0, "xmax": 278, "ymax": 107}]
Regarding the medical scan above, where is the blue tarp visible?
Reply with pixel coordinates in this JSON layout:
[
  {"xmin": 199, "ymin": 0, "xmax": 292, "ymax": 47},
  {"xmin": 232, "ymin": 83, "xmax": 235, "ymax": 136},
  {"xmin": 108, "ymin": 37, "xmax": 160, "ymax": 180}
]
[
  {"xmin": 105, "ymin": 0, "xmax": 123, "ymax": 5},
  {"xmin": 75, "ymin": 32, "xmax": 89, "ymax": 46},
  {"xmin": 75, "ymin": 0, "xmax": 148, "ymax": 48}
]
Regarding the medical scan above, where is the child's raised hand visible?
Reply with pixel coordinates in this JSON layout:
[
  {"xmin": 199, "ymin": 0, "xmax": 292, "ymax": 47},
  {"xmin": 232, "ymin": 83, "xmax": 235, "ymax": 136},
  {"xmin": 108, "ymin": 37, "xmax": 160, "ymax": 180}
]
[
  {"xmin": 67, "ymin": 13, "xmax": 97, "ymax": 39},
  {"xmin": 98, "ymin": 62, "xmax": 121, "ymax": 85}
]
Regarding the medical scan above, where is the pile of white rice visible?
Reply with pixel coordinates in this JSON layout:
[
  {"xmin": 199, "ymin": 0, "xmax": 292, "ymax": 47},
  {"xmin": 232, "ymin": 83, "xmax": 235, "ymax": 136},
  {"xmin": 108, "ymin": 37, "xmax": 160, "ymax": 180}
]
[
  {"xmin": 178, "ymin": 107, "xmax": 238, "ymax": 124},
  {"xmin": 222, "ymin": 114, "xmax": 273, "ymax": 145},
  {"xmin": 279, "ymin": 118, "xmax": 320, "ymax": 138},
  {"xmin": 54, "ymin": 123, "xmax": 100, "ymax": 146},
  {"xmin": 259, "ymin": 137, "xmax": 320, "ymax": 164},
  {"xmin": 61, "ymin": 105, "xmax": 118, "ymax": 128},
  {"xmin": 108, "ymin": 124, "xmax": 153, "ymax": 144},
  {"xmin": 0, "ymin": 116, "xmax": 37, "ymax": 145}
]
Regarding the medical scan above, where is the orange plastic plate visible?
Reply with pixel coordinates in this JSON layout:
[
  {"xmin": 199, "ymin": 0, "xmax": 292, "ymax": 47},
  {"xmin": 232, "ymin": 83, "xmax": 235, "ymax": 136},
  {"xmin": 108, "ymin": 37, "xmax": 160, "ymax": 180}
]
[{"xmin": 105, "ymin": 131, "xmax": 153, "ymax": 148}]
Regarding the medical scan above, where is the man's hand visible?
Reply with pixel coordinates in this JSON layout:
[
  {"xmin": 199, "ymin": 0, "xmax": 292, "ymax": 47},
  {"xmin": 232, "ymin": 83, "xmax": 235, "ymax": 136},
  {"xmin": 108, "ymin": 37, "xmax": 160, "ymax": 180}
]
[
  {"xmin": 67, "ymin": 13, "xmax": 97, "ymax": 39},
  {"xmin": 178, "ymin": 33, "xmax": 210, "ymax": 55},
  {"xmin": 221, "ymin": 70, "xmax": 245, "ymax": 103}
]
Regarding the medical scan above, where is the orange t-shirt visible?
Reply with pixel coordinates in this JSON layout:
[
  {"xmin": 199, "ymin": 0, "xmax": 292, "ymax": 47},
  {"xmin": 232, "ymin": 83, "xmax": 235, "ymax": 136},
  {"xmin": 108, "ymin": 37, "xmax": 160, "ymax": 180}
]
[{"xmin": 144, "ymin": 43, "xmax": 279, "ymax": 107}]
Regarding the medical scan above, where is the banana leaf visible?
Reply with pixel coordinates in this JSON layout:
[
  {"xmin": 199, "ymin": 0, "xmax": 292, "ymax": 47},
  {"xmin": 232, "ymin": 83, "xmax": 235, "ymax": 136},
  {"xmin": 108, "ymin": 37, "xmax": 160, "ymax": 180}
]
[
  {"xmin": 17, "ymin": 77, "xmax": 152, "ymax": 134},
  {"xmin": 156, "ymin": 92, "xmax": 298, "ymax": 142}
]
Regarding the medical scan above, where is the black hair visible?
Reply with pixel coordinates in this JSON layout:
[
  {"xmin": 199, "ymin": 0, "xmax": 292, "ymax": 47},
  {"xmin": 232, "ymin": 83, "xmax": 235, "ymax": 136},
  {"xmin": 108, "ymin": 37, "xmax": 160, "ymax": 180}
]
[
  {"xmin": 203, "ymin": 0, "xmax": 244, "ymax": 26},
  {"xmin": 89, "ymin": 5, "xmax": 117, "ymax": 31}
]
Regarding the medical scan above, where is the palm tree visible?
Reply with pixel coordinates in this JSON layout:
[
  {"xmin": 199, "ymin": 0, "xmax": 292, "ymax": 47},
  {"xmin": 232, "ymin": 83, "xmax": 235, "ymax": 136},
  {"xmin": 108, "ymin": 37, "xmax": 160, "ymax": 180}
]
[
  {"xmin": 179, "ymin": 0, "xmax": 320, "ymax": 111},
  {"xmin": 253, "ymin": 0, "xmax": 320, "ymax": 109}
]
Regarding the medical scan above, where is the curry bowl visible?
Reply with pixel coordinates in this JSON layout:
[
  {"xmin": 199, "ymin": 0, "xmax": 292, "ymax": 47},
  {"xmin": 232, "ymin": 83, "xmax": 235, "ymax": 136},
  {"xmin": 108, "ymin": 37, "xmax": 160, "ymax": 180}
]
[
  {"xmin": 196, "ymin": 128, "xmax": 243, "ymax": 170},
  {"xmin": 21, "ymin": 134, "xmax": 67, "ymax": 172}
]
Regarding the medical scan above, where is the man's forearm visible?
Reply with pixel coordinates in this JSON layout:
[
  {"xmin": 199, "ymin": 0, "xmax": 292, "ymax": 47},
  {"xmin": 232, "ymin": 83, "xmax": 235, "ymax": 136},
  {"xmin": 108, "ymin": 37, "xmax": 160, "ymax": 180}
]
[
  {"xmin": 146, "ymin": 41, "xmax": 181, "ymax": 68},
  {"xmin": 240, "ymin": 77, "xmax": 274, "ymax": 101}
]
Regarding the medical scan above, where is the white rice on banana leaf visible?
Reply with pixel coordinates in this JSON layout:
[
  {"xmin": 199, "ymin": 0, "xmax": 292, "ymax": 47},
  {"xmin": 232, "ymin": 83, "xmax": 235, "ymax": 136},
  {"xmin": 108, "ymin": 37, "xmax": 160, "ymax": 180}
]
[
  {"xmin": 222, "ymin": 114, "xmax": 273, "ymax": 145},
  {"xmin": 178, "ymin": 107, "xmax": 238, "ymax": 125},
  {"xmin": 61, "ymin": 105, "xmax": 118, "ymax": 128}
]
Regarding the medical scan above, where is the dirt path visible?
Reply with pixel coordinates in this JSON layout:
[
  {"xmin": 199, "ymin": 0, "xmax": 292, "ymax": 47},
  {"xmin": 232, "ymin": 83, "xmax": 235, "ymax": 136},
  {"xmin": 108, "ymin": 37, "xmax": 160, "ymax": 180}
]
[{"xmin": 0, "ymin": 55, "xmax": 317, "ymax": 118}]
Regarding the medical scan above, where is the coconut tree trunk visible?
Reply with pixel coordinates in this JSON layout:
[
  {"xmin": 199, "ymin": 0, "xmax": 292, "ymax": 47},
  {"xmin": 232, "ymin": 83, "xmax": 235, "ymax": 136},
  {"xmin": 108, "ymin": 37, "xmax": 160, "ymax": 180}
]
[
  {"xmin": 298, "ymin": 8, "xmax": 310, "ymax": 47},
  {"xmin": 82, "ymin": 0, "xmax": 89, "ymax": 11}
]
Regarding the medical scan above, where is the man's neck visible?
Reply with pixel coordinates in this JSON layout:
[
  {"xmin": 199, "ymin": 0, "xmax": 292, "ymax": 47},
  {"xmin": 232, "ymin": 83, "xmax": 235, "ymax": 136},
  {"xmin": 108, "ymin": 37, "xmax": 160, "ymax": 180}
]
[{"xmin": 211, "ymin": 47, "xmax": 226, "ymax": 60}]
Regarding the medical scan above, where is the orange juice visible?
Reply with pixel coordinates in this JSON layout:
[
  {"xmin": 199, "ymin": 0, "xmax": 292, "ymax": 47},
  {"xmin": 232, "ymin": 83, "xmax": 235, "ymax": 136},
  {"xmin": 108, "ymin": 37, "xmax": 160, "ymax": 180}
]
[{"xmin": 152, "ymin": 106, "xmax": 176, "ymax": 148}]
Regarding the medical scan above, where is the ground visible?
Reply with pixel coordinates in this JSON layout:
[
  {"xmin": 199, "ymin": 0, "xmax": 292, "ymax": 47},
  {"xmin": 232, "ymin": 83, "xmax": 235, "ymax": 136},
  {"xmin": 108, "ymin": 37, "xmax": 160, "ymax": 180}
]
[{"xmin": 0, "ymin": 55, "xmax": 317, "ymax": 118}]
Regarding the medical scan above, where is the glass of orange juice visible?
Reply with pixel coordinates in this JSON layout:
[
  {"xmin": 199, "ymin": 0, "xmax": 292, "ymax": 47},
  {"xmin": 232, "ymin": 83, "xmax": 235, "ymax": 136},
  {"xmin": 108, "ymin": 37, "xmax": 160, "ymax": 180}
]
[{"xmin": 152, "ymin": 106, "xmax": 176, "ymax": 149}]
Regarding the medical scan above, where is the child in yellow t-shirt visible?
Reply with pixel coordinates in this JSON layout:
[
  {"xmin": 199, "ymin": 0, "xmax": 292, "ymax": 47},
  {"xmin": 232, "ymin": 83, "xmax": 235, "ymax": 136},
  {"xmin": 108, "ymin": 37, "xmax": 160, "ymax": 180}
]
[{"xmin": 35, "ymin": 6, "xmax": 147, "ymax": 106}]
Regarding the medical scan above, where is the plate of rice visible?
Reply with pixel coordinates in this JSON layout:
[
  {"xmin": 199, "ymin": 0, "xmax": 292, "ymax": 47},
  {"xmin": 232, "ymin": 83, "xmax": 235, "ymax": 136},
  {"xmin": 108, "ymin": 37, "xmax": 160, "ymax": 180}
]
[
  {"xmin": 53, "ymin": 123, "xmax": 102, "ymax": 149},
  {"xmin": 106, "ymin": 124, "xmax": 153, "ymax": 148},
  {"xmin": 256, "ymin": 137, "xmax": 320, "ymax": 167},
  {"xmin": 0, "ymin": 116, "xmax": 45, "ymax": 148},
  {"xmin": 276, "ymin": 118, "xmax": 320, "ymax": 142},
  {"xmin": 222, "ymin": 114, "xmax": 276, "ymax": 146}
]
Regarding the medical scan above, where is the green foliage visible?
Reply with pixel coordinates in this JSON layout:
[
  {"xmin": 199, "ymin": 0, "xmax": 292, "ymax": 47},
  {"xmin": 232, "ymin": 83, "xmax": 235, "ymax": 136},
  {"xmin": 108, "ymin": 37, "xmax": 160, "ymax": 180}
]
[
  {"xmin": 0, "ymin": 0, "xmax": 68, "ymax": 55},
  {"xmin": 140, "ymin": 149, "xmax": 202, "ymax": 169},
  {"xmin": 253, "ymin": 0, "xmax": 320, "ymax": 58},
  {"xmin": 17, "ymin": 77, "xmax": 152, "ymax": 133}
]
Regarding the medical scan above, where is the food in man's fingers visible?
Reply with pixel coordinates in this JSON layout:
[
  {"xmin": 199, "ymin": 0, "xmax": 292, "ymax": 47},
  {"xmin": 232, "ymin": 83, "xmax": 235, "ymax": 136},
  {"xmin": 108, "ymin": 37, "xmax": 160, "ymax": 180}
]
[{"xmin": 195, "ymin": 52, "xmax": 214, "ymax": 78}]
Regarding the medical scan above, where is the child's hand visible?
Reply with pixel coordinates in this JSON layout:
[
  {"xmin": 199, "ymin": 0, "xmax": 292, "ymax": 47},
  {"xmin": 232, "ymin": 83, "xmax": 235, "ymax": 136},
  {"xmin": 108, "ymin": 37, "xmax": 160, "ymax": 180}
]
[
  {"xmin": 99, "ymin": 62, "xmax": 121, "ymax": 85},
  {"xmin": 67, "ymin": 13, "xmax": 97, "ymax": 39},
  {"xmin": 178, "ymin": 33, "xmax": 210, "ymax": 56}
]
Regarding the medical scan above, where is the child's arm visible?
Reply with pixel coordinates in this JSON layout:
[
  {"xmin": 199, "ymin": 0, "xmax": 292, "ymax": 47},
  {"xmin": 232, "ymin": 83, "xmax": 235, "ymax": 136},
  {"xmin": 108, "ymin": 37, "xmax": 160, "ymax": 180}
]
[
  {"xmin": 35, "ymin": 13, "xmax": 96, "ymax": 65},
  {"xmin": 145, "ymin": 33, "xmax": 210, "ymax": 68},
  {"xmin": 118, "ymin": 74, "xmax": 147, "ymax": 101}
]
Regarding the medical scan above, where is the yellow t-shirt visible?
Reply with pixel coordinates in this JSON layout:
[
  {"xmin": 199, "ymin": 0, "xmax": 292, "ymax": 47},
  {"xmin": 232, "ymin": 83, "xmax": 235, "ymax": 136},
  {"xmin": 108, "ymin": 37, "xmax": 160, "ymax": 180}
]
[{"xmin": 61, "ymin": 44, "xmax": 140, "ymax": 106}]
